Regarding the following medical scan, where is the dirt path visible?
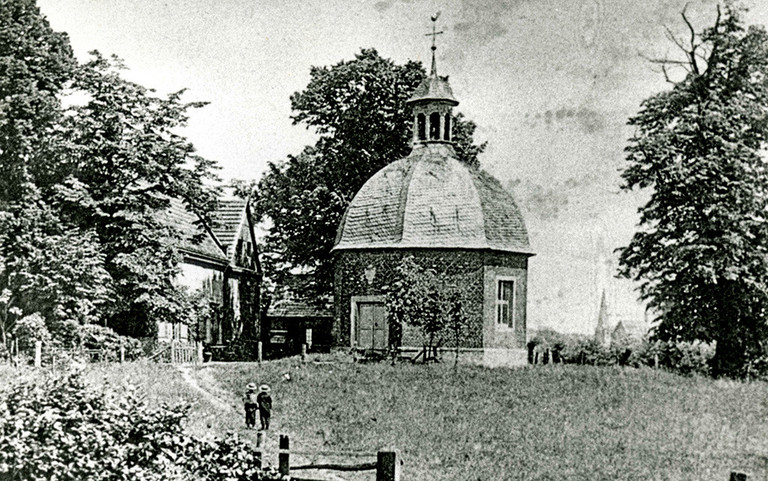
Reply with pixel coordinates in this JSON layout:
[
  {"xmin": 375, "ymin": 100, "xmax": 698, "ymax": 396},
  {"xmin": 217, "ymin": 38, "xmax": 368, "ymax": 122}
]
[{"xmin": 175, "ymin": 364, "xmax": 352, "ymax": 481}]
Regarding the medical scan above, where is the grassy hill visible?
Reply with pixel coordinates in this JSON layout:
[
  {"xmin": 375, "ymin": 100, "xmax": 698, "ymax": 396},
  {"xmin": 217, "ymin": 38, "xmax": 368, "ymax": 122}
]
[{"xmin": 4, "ymin": 358, "xmax": 768, "ymax": 480}]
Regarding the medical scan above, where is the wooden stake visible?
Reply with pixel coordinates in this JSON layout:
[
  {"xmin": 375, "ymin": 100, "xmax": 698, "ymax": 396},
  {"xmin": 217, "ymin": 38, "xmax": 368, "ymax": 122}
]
[
  {"xmin": 34, "ymin": 340, "xmax": 42, "ymax": 368},
  {"xmin": 376, "ymin": 450, "xmax": 400, "ymax": 481},
  {"xmin": 255, "ymin": 431, "xmax": 264, "ymax": 469},
  {"xmin": 279, "ymin": 434, "xmax": 290, "ymax": 477},
  {"xmin": 257, "ymin": 341, "xmax": 263, "ymax": 363}
]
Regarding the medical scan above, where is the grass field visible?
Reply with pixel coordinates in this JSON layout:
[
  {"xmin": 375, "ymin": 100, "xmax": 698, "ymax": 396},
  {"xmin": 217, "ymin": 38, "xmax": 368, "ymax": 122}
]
[{"xmin": 3, "ymin": 358, "xmax": 768, "ymax": 481}]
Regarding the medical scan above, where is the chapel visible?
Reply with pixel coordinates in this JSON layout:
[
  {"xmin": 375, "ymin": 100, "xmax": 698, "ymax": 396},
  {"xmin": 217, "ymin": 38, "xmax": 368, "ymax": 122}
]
[{"xmin": 332, "ymin": 28, "xmax": 534, "ymax": 366}]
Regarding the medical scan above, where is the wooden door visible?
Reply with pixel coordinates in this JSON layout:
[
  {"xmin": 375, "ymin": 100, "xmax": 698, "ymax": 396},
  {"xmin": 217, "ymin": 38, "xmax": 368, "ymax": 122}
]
[{"xmin": 356, "ymin": 302, "xmax": 387, "ymax": 350}]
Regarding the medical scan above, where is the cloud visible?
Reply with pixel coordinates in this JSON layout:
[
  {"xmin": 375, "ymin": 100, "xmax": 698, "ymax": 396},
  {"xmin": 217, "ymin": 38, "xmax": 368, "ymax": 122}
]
[
  {"xmin": 524, "ymin": 106, "xmax": 608, "ymax": 134},
  {"xmin": 373, "ymin": 1, "xmax": 393, "ymax": 13}
]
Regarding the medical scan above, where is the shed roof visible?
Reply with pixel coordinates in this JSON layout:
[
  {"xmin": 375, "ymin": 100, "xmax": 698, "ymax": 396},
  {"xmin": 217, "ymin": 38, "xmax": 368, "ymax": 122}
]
[{"xmin": 267, "ymin": 299, "xmax": 333, "ymax": 318}]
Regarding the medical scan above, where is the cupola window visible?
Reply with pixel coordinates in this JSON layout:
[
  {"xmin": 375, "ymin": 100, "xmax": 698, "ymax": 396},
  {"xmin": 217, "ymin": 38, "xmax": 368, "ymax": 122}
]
[
  {"xmin": 429, "ymin": 112, "xmax": 440, "ymax": 140},
  {"xmin": 444, "ymin": 113, "xmax": 451, "ymax": 140},
  {"xmin": 417, "ymin": 113, "xmax": 426, "ymax": 141}
]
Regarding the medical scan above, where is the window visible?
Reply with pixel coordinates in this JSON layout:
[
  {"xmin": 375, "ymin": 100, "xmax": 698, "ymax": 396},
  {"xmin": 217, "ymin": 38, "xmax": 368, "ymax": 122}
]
[
  {"xmin": 496, "ymin": 279, "xmax": 515, "ymax": 328},
  {"xmin": 417, "ymin": 113, "xmax": 426, "ymax": 140},
  {"xmin": 444, "ymin": 113, "xmax": 451, "ymax": 140},
  {"xmin": 429, "ymin": 112, "xmax": 440, "ymax": 140}
]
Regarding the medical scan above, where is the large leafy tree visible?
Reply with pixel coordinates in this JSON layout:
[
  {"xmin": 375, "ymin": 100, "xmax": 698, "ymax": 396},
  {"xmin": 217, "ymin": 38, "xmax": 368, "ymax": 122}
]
[
  {"xmin": 619, "ymin": 4, "xmax": 768, "ymax": 377},
  {"xmin": 254, "ymin": 49, "xmax": 486, "ymax": 299},
  {"xmin": 55, "ymin": 53, "xmax": 220, "ymax": 337},
  {"xmin": 0, "ymin": 0, "xmax": 75, "ymax": 203},
  {"xmin": 0, "ymin": 1, "xmax": 220, "ymax": 341}
]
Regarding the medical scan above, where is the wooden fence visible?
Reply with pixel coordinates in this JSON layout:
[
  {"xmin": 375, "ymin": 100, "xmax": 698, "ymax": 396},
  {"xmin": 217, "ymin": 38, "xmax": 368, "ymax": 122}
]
[{"xmin": 255, "ymin": 433, "xmax": 400, "ymax": 481}]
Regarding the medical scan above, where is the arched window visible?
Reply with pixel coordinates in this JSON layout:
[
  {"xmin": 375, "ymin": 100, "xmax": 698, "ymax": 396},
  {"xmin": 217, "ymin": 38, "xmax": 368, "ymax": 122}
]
[
  {"xmin": 417, "ymin": 113, "xmax": 426, "ymax": 141},
  {"xmin": 444, "ymin": 113, "xmax": 451, "ymax": 140},
  {"xmin": 429, "ymin": 112, "xmax": 440, "ymax": 140}
]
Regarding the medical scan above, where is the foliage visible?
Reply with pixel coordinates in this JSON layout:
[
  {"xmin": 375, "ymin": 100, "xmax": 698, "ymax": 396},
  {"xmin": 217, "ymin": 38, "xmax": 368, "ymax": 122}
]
[
  {"xmin": 0, "ymin": 0, "xmax": 76, "ymax": 204},
  {"xmin": 0, "ymin": 370, "xmax": 283, "ymax": 481},
  {"xmin": 253, "ymin": 49, "xmax": 486, "ymax": 300},
  {"xmin": 547, "ymin": 334, "xmax": 714, "ymax": 376},
  {"xmin": 0, "ymin": 184, "xmax": 111, "ymax": 345},
  {"xmin": 619, "ymin": 5, "xmax": 768, "ymax": 377},
  {"xmin": 79, "ymin": 324, "xmax": 143, "ymax": 361},
  {"xmin": 0, "ymin": 0, "xmax": 220, "ymax": 346},
  {"xmin": 54, "ymin": 53, "xmax": 220, "ymax": 337},
  {"xmin": 12, "ymin": 313, "xmax": 50, "ymax": 354},
  {"xmin": 385, "ymin": 256, "xmax": 470, "ymax": 359}
]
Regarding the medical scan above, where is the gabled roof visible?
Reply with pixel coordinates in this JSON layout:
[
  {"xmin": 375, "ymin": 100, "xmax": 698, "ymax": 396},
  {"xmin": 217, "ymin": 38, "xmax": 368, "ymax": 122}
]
[
  {"xmin": 163, "ymin": 197, "xmax": 251, "ymax": 264},
  {"xmin": 165, "ymin": 198, "xmax": 228, "ymax": 262},
  {"xmin": 211, "ymin": 199, "xmax": 249, "ymax": 257}
]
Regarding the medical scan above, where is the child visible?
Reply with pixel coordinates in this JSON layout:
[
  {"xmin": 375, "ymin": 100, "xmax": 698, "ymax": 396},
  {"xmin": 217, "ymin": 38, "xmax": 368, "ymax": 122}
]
[
  {"xmin": 243, "ymin": 383, "xmax": 259, "ymax": 429},
  {"xmin": 256, "ymin": 384, "xmax": 272, "ymax": 431}
]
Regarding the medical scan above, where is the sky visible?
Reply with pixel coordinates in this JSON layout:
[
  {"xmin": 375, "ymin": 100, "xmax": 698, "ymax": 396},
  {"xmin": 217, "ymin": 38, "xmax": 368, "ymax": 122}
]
[{"xmin": 36, "ymin": 0, "xmax": 768, "ymax": 334}]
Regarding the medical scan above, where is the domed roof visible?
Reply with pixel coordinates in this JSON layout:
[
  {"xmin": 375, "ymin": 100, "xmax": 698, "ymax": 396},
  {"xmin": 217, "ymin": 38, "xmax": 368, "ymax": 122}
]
[{"xmin": 333, "ymin": 143, "xmax": 531, "ymax": 254}]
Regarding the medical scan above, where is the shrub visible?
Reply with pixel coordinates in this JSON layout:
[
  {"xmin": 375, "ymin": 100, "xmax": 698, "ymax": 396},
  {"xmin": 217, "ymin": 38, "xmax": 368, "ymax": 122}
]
[
  {"xmin": 0, "ymin": 370, "xmax": 283, "ymax": 481},
  {"xmin": 552, "ymin": 332, "xmax": 713, "ymax": 377},
  {"xmin": 12, "ymin": 313, "xmax": 51, "ymax": 354},
  {"xmin": 80, "ymin": 324, "xmax": 143, "ymax": 361}
]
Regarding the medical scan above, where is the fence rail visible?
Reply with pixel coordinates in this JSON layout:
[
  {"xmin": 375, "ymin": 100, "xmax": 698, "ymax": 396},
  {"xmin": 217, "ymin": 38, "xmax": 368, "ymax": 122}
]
[{"xmin": 254, "ymin": 433, "xmax": 400, "ymax": 481}]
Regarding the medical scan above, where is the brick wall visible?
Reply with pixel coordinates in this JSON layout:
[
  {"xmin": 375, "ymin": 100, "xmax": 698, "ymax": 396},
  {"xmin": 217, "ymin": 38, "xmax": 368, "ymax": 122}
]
[{"xmin": 333, "ymin": 248, "xmax": 529, "ymax": 350}]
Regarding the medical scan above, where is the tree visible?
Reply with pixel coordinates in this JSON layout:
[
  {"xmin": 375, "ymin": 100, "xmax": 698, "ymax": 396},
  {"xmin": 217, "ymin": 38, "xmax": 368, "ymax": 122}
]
[
  {"xmin": 0, "ymin": 183, "xmax": 111, "ymax": 346},
  {"xmin": 0, "ymin": 0, "xmax": 221, "ymax": 343},
  {"xmin": 0, "ymin": 0, "xmax": 76, "ymax": 204},
  {"xmin": 54, "ymin": 53, "xmax": 220, "ymax": 337},
  {"xmin": 619, "ymin": 4, "xmax": 768, "ymax": 377},
  {"xmin": 254, "ymin": 49, "xmax": 486, "ymax": 300},
  {"xmin": 385, "ymin": 256, "xmax": 469, "ymax": 363}
]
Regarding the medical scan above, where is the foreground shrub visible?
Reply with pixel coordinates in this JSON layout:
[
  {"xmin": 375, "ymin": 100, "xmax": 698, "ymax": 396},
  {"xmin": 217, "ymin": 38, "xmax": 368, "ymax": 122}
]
[{"xmin": 0, "ymin": 370, "xmax": 282, "ymax": 481}]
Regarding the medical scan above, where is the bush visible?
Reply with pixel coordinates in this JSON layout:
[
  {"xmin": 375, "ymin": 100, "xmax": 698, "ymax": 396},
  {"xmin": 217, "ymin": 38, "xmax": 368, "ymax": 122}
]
[
  {"xmin": 0, "ymin": 370, "xmax": 283, "ymax": 481},
  {"xmin": 12, "ymin": 313, "xmax": 51, "ymax": 354},
  {"xmin": 80, "ymin": 324, "xmax": 144, "ymax": 361},
  {"xmin": 552, "ymin": 333, "xmax": 714, "ymax": 376}
]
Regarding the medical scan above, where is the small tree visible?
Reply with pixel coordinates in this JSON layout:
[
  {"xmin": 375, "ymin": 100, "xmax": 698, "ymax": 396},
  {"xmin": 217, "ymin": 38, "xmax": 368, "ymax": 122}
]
[
  {"xmin": 444, "ymin": 289, "xmax": 469, "ymax": 368},
  {"xmin": 386, "ymin": 257, "xmax": 468, "ymax": 363}
]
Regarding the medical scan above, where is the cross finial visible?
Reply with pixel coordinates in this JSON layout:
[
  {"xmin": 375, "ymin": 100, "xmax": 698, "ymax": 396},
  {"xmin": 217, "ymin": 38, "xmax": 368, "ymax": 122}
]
[{"xmin": 425, "ymin": 11, "xmax": 443, "ymax": 76}]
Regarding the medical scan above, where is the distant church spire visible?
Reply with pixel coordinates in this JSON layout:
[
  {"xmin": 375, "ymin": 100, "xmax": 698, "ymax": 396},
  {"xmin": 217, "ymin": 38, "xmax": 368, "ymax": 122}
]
[{"xmin": 407, "ymin": 13, "xmax": 458, "ymax": 145}]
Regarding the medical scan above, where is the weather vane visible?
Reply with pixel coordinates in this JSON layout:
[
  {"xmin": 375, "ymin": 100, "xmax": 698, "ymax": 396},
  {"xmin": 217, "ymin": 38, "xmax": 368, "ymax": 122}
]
[{"xmin": 425, "ymin": 11, "xmax": 443, "ymax": 75}]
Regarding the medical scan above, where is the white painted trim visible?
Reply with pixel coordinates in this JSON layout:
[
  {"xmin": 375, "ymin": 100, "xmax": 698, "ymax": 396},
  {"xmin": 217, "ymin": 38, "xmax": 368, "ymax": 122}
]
[
  {"xmin": 495, "ymin": 276, "xmax": 517, "ymax": 331},
  {"xmin": 349, "ymin": 295, "xmax": 386, "ymax": 349}
]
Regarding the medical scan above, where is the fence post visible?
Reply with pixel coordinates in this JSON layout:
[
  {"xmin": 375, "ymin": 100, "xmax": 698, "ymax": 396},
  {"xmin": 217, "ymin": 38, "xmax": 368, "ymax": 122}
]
[
  {"xmin": 301, "ymin": 343, "xmax": 307, "ymax": 363},
  {"xmin": 254, "ymin": 431, "xmax": 264, "ymax": 469},
  {"xmin": 377, "ymin": 450, "xmax": 400, "ymax": 481},
  {"xmin": 257, "ymin": 341, "xmax": 263, "ymax": 363},
  {"xmin": 279, "ymin": 434, "xmax": 290, "ymax": 477},
  {"xmin": 730, "ymin": 472, "xmax": 750, "ymax": 481},
  {"xmin": 120, "ymin": 343, "xmax": 125, "ymax": 363},
  {"xmin": 34, "ymin": 340, "xmax": 42, "ymax": 368},
  {"xmin": 196, "ymin": 341, "xmax": 203, "ymax": 364}
]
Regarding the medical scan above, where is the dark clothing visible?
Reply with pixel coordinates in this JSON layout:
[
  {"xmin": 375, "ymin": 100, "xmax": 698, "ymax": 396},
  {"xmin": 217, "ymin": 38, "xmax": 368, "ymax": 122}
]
[
  {"xmin": 245, "ymin": 403, "xmax": 258, "ymax": 428},
  {"xmin": 257, "ymin": 392, "xmax": 272, "ymax": 430},
  {"xmin": 244, "ymin": 389, "xmax": 259, "ymax": 428},
  {"xmin": 260, "ymin": 411, "xmax": 270, "ymax": 430}
]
